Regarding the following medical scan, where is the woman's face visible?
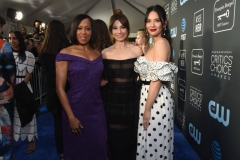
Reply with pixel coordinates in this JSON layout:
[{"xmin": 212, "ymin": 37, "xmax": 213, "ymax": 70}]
[
  {"xmin": 76, "ymin": 18, "xmax": 92, "ymax": 46},
  {"xmin": 145, "ymin": 11, "xmax": 164, "ymax": 37},
  {"xmin": 136, "ymin": 34, "xmax": 145, "ymax": 46},
  {"xmin": 9, "ymin": 32, "xmax": 19, "ymax": 50},
  {"xmin": 111, "ymin": 20, "xmax": 128, "ymax": 42}
]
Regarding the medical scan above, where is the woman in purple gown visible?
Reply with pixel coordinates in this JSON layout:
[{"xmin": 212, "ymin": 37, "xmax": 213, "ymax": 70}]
[{"xmin": 56, "ymin": 14, "xmax": 107, "ymax": 160}]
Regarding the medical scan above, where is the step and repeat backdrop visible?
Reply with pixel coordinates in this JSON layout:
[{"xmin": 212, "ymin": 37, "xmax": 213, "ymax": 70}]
[{"xmin": 164, "ymin": 0, "xmax": 240, "ymax": 159}]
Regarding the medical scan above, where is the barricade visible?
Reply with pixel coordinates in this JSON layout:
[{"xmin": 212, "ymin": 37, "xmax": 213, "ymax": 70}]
[{"xmin": 30, "ymin": 64, "xmax": 46, "ymax": 106}]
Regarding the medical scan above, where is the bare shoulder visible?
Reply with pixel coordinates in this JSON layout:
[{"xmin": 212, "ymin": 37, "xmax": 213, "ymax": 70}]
[
  {"xmin": 102, "ymin": 46, "xmax": 113, "ymax": 59},
  {"xmin": 128, "ymin": 43, "xmax": 143, "ymax": 56},
  {"xmin": 153, "ymin": 38, "xmax": 171, "ymax": 61},
  {"xmin": 60, "ymin": 45, "xmax": 73, "ymax": 54}
]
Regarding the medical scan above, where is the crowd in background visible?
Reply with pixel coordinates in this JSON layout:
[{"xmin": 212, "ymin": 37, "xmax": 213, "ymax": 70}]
[{"xmin": 0, "ymin": 4, "xmax": 178, "ymax": 160}]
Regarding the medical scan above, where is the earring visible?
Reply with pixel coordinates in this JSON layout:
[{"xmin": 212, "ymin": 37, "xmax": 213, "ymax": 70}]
[{"xmin": 163, "ymin": 28, "xmax": 166, "ymax": 36}]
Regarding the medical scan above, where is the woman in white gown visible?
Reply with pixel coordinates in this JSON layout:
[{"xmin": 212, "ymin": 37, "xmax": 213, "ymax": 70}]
[
  {"xmin": 134, "ymin": 5, "xmax": 178, "ymax": 160},
  {"xmin": 9, "ymin": 31, "xmax": 37, "ymax": 154}
]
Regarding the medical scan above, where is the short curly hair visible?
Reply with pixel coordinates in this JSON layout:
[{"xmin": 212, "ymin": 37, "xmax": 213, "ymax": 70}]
[{"xmin": 0, "ymin": 15, "xmax": 6, "ymax": 26}]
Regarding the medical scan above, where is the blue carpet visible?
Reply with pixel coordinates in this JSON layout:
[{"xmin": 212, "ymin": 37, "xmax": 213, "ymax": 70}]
[{"xmin": 13, "ymin": 111, "xmax": 200, "ymax": 160}]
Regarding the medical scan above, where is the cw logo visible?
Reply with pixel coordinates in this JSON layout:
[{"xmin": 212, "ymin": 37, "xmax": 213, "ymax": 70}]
[
  {"xmin": 208, "ymin": 100, "xmax": 230, "ymax": 127},
  {"xmin": 189, "ymin": 123, "xmax": 201, "ymax": 144},
  {"xmin": 180, "ymin": 0, "xmax": 188, "ymax": 6}
]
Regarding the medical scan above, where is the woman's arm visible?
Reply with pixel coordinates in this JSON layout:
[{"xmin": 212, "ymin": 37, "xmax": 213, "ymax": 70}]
[
  {"xmin": 100, "ymin": 79, "xmax": 108, "ymax": 87},
  {"xmin": 56, "ymin": 61, "xmax": 83, "ymax": 134},
  {"xmin": 143, "ymin": 80, "xmax": 162, "ymax": 130},
  {"xmin": 24, "ymin": 72, "xmax": 32, "ymax": 84}
]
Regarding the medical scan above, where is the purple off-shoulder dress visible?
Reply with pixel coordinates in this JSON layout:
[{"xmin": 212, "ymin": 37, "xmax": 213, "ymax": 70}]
[{"xmin": 56, "ymin": 53, "xmax": 107, "ymax": 160}]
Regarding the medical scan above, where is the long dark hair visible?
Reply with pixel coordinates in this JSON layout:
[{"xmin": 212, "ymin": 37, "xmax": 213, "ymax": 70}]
[
  {"xmin": 10, "ymin": 31, "xmax": 26, "ymax": 62},
  {"xmin": 94, "ymin": 19, "xmax": 112, "ymax": 52},
  {"xmin": 38, "ymin": 20, "xmax": 70, "ymax": 55},
  {"xmin": 70, "ymin": 14, "xmax": 96, "ymax": 49},
  {"xmin": 145, "ymin": 5, "xmax": 172, "ymax": 61}
]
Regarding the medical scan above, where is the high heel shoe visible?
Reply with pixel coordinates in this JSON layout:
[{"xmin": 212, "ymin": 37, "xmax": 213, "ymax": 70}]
[{"xmin": 27, "ymin": 138, "xmax": 36, "ymax": 154}]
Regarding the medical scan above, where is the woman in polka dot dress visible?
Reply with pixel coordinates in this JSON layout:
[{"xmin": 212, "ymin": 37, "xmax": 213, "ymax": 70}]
[{"xmin": 134, "ymin": 5, "xmax": 178, "ymax": 160}]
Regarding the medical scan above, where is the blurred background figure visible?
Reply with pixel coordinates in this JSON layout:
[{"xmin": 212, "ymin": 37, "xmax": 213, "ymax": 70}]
[
  {"xmin": 38, "ymin": 19, "xmax": 70, "ymax": 160},
  {"xmin": 136, "ymin": 29, "xmax": 149, "ymax": 54},
  {"xmin": 94, "ymin": 19, "xmax": 112, "ymax": 52},
  {"xmin": 21, "ymin": 27, "xmax": 27, "ymax": 39},
  {"xmin": 8, "ymin": 31, "xmax": 37, "ymax": 154},
  {"xmin": 24, "ymin": 38, "xmax": 34, "ymax": 52},
  {"xmin": 0, "ymin": 15, "xmax": 16, "ymax": 160}
]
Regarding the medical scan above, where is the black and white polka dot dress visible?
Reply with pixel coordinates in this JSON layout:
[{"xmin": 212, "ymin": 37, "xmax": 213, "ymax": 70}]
[{"xmin": 134, "ymin": 56, "xmax": 178, "ymax": 160}]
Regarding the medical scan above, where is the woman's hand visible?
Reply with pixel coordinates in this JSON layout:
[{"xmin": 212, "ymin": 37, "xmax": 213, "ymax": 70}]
[
  {"xmin": 143, "ymin": 110, "xmax": 151, "ymax": 130},
  {"xmin": 69, "ymin": 117, "xmax": 83, "ymax": 135}
]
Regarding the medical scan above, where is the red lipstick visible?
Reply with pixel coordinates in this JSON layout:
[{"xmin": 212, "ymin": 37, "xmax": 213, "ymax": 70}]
[{"xmin": 149, "ymin": 29, "xmax": 157, "ymax": 32}]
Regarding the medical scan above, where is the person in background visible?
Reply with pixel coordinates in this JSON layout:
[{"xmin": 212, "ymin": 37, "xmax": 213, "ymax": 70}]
[
  {"xmin": 101, "ymin": 10, "xmax": 142, "ymax": 160},
  {"xmin": 94, "ymin": 19, "xmax": 112, "ymax": 52},
  {"xmin": 134, "ymin": 5, "xmax": 178, "ymax": 160},
  {"xmin": 31, "ymin": 38, "xmax": 40, "ymax": 59},
  {"xmin": 56, "ymin": 14, "xmax": 107, "ymax": 159},
  {"xmin": 136, "ymin": 29, "xmax": 149, "ymax": 54},
  {"xmin": 38, "ymin": 20, "xmax": 70, "ymax": 160},
  {"xmin": 24, "ymin": 38, "xmax": 34, "ymax": 52},
  {"xmin": 8, "ymin": 31, "xmax": 37, "ymax": 154},
  {"xmin": 21, "ymin": 27, "xmax": 27, "ymax": 39},
  {"xmin": 0, "ymin": 15, "xmax": 16, "ymax": 160}
]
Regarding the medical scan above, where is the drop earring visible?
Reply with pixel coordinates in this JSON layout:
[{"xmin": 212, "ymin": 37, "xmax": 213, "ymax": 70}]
[{"xmin": 163, "ymin": 28, "xmax": 166, "ymax": 36}]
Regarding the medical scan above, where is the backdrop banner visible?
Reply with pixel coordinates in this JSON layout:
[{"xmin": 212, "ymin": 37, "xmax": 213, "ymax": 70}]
[{"xmin": 164, "ymin": 0, "xmax": 240, "ymax": 159}]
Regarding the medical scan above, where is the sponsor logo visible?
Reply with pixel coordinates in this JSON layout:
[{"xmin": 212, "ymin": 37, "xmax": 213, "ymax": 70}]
[
  {"xmin": 213, "ymin": 0, "xmax": 236, "ymax": 33},
  {"xmin": 178, "ymin": 78, "xmax": 186, "ymax": 101},
  {"xmin": 210, "ymin": 51, "xmax": 232, "ymax": 81},
  {"xmin": 181, "ymin": 18, "xmax": 187, "ymax": 32},
  {"xmin": 170, "ymin": 27, "xmax": 177, "ymax": 38},
  {"xmin": 170, "ymin": 74, "xmax": 175, "ymax": 93},
  {"xmin": 191, "ymin": 49, "xmax": 204, "ymax": 75},
  {"xmin": 189, "ymin": 86, "xmax": 202, "ymax": 112},
  {"xmin": 189, "ymin": 123, "xmax": 201, "ymax": 144},
  {"xmin": 179, "ymin": 50, "xmax": 186, "ymax": 71},
  {"xmin": 212, "ymin": 141, "xmax": 221, "ymax": 160},
  {"xmin": 171, "ymin": 0, "xmax": 177, "ymax": 15},
  {"xmin": 193, "ymin": 8, "xmax": 204, "ymax": 37},
  {"xmin": 180, "ymin": 0, "xmax": 188, "ymax": 6},
  {"xmin": 181, "ymin": 34, "xmax": 186, "ymax": 40},
  {"xmin": 165, "ymin": 3, "xmax": 170, "ymax": 20},
  {"xmin": 177, "ymin": 107, "xmax": 185, "ymax": 129},
  {"xmin": 208, "ymin": 100, "xmax": 230, "ymax": 127}
]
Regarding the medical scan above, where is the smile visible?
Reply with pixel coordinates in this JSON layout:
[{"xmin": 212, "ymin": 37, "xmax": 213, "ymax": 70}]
[{"xmin": 149, "ymin": 29, "xmax": 157, "ymax": 32}]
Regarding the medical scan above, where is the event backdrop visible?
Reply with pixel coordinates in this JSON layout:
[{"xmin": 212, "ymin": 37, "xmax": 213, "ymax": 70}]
[{"xmin": 164, "ymin": 0, "xmax": 240, "ymax": 159}]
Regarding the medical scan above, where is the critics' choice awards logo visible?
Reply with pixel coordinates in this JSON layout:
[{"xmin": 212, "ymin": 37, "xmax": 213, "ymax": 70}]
[
  {"xmin": 193, "ymin": 8, "xmax": 204, "ymax": 37},
  {"xmin": 209, "ymin": 100, "xmax": 230, "ymax": 127},
  {"xmin": 179, "ymin": 50, "xmax": 186, "ymax": 71},
  {"xmin": 212, "ymin": 141, "xmax": 221, "ymax": 160},
  {"xmin": 189, "ymin": 86, "xmax": 202, "ymax": 112},
  {"xmin": 171, "ymin": 0, "xmax": 177, "ymax": 15},
  {"xmin": 180, "ymin": 0, "xmax": 188, "ymax": 6},
  {"xmin": 210, "ymin": 51, "xmax": 233, "ymax": 80},
  {"xmin": 191, "ymin": 49, "xmax": 204, "ymax": 75},
  {"xmin": 189, "ymin": 123, "xmax": 201, "ymax": 145},
  {"xmin": 213, "ymin": 0, "xmax": 236, "ymax": 33},
  {"xmin": 178, "ymin": 78, "xmax": 186, "ymax": 101},
  {"xmin": 165, "ymin": 3, "xmax": 170, "ymax": 20},
  {"xmin": 170, "ymin": 27, "xmax": 177, "ymax": 38},
  {"xmin": 177, "ymin": 107, "xmax": 185, "ymax": 129}
]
